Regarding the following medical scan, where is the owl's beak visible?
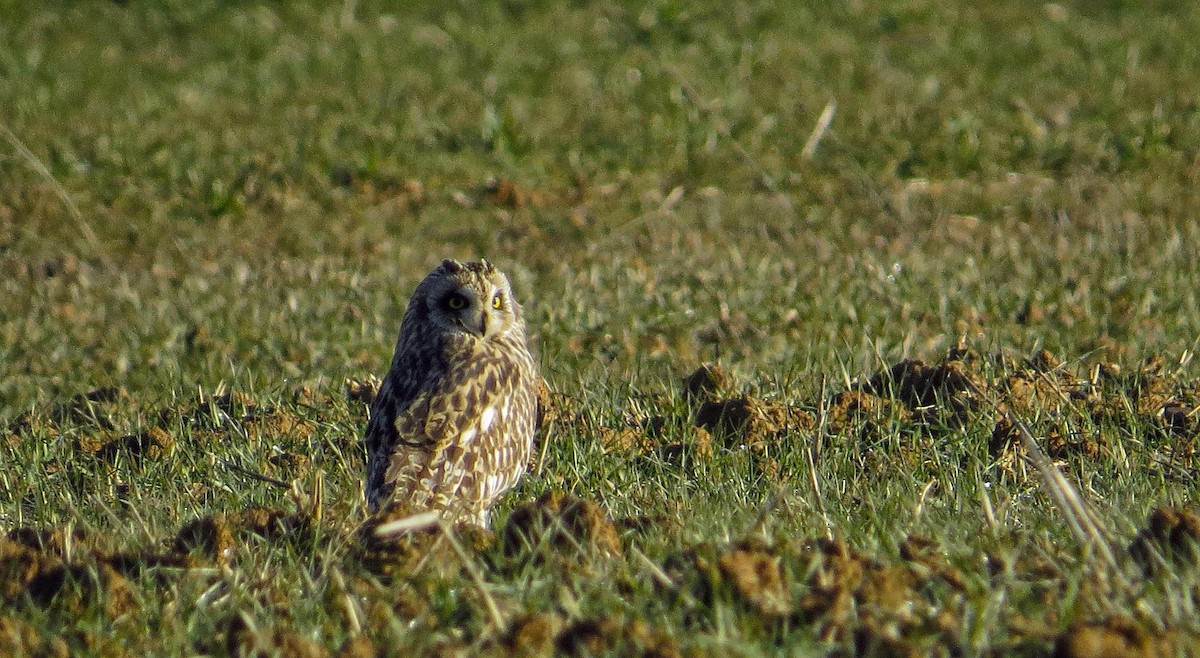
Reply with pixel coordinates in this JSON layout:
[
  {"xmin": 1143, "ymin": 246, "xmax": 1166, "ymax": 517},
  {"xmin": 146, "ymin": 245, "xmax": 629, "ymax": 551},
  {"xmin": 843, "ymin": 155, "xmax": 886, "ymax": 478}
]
[{"xmin": 459, "ymin": 308, "xmax": 486, "ymax": 337}]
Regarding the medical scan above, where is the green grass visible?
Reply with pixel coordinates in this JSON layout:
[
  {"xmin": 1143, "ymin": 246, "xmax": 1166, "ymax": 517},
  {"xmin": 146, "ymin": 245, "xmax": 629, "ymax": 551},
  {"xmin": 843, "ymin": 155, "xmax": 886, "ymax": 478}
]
[{"xmin": 2, "ymin": 1, "xmax": 1200, "ymax": 655}]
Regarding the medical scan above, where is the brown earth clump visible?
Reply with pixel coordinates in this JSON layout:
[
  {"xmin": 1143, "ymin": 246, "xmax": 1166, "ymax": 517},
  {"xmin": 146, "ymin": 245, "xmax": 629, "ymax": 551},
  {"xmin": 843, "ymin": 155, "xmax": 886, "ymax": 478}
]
[
  {"xmin": 1052, "ymin": 616, "xmax": 1171, "ymax": 658},
  {"xmin": 292, "ymin": 383, "xmax": 335, "ymax": 408},
  {"xmin": 344, "ymin": 375, "xmax": 380, "ymax": 405},
  {"xmin": 899, "ymin": 535, "xmax": 966, "ymax": 590},
  {"xmin": 52, "ymin": 387, "xmax": 128, "ymax": 425},
  {"xmin": 175, "ymin": 506, "xmax": 311, "ymax": 561},
  {"xmin": 989, "ymin": 419, "xmax": 1106, "ymax": 471},
  {"xmin": 792, "ymin": 536, "xmax": 961, "ymax": 652},
  {"xmin": 6, "ymin": 386, "xmax": 129, "ymax": 443},
  {"xmin": 160, "ymin": 390, "xmax": 258, "ymax": 430},
  {"xmin": 694, "ymin": 395, "xmax": 814, "ymax": 450},
  {"xmin": 682, "ymin": 364, "xmax": 732, "ymax": 406},
  {"xmin": 175, "ymin": 515, "xmax": 235, "ymax": 560},
  {"xmin": 1002, "ymin": 363, "xmax": 1087, "ymax": 417},
  {"xmin": 353, "ymin": 507, "xmax": 494, "ymax": 580},
  {"xmin": 242, "ymin": 410, "xmax": 315, "ymax": 442},
  {"xmin": 6, "ymin": 525, "xmax": 95, "ymax": 558},
  {"xmin": 716, "ymin": 540, "xmax": 792, "ymax": 617},
  {"xmin": 267, "ymin": 452, "xmax": 311, "ymax": 478},
  {"xmin": 826, "ymin": 390, "xmax": 911, "ymax": 432},
  {"xmin": 599, "ymin": 425, "xmax": 650, "ymax": 453},
  {"xmin": 88, "ymin": 426, "xmax": 174, "ymax": 462},
  {"xmin": 484, "ymin": 177, "xmax": 529, "ymax": 208},
  {"xmin": 859, "ymin": 350, "xmax": 986, "ymax": 422},
  {"xmin": 598, "ymin": 414, "xmax": 715, "ymax": 464},
  {"xmin": 1128, "ymin": 507, "xmax": 1200, "ymax": 575},
  {"xmin": 842, "ymin": 349, "xmax": 1186, "ymax": 468},
  {"xmin": 651, "ymin": 425, "xmax": 716, "ymax": 464},
  {"xmin": 661, "ymin": 539, "xmax": 792, "ymax": 628},
  {"xmin": 350, "ymin": 577, "xmax": 431, "ymax": 632},
  {"xmin": 335, "ymin": 635, "xmax": 380, "ymax": 658},
  {"xmin": 353, "ymin": 528, "xmax": 444, "ymax": 579},
  {"xmin": 496, "ymin": 612, "xmax": 565, "ymax": 656},
  {"xmin": 502, "ymin": 491, "xmax": 621, "ymax": 560},
  {"xmin": 1085, "ymin": 356, "xmax": 1200, "ymax": 436},
  {"xmin": 555, "ymin": 617, "xmax": 679, "ymax": 658},
  {"xmin": 221, "ymin": 615, "xmax": 330, "ymax": 658},
  {"xmin": 535, "ymin": 377, "xmax": 552, "ymax": 429},
  {"xmin": 0, "ymin": 536, "xmax": 65, "ymax": 602},
  {"xmin": 0, "ymin": 536, "xmax": 138, "ymax": 618},
  {"xmin": 0, "ymin": 615, "xmax": 70, "ymax": 658}
]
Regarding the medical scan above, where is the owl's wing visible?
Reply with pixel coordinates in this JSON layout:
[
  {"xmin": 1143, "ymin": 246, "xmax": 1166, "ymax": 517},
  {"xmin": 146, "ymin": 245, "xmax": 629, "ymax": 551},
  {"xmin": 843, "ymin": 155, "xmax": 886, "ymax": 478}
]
[
  {"xmin": 363, "ymin": 369, "xmax": 436, "ymax": 511},
  {"xmin": 379, "ymin": 354, "xmax": 532, "ymax": 516}
]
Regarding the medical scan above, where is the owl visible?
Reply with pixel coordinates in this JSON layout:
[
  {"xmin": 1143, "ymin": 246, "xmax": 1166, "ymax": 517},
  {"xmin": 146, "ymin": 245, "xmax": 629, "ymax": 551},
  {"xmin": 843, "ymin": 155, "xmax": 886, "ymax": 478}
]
[{"xmin": 363, "ymin": 259, "xmax": 539, "ymax": 527}]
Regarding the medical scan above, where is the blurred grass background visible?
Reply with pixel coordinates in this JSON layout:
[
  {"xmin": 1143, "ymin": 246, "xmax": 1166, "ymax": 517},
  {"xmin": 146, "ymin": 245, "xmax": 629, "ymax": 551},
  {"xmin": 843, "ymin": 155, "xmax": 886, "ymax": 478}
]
[{"xmin": 3, "ymin": 1, "xmax": 1198, "ymax": 415}]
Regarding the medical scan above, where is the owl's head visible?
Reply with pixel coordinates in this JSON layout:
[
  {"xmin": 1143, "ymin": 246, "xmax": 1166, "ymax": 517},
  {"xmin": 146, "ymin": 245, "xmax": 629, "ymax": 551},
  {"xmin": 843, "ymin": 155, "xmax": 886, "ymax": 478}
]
[{"xmin": 410, "ymin": 259, "xmax": 524, "ymax": 340}]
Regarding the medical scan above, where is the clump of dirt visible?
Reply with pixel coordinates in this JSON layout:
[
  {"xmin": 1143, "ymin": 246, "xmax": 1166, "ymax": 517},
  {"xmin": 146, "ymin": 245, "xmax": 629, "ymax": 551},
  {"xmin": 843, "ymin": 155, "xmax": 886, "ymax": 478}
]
[
  {"xmin": 1128, "ymin": 507, "xmax": 1200, "ymax": 576},
  {"xmin": 241, "ymin": 410, "xmax": 314, "ymax": 442},
  {"xmin": 989, "ymin": 417, "xmax": 1106, "ymax": 474},
  {"xmin": 335, "ymin": 635, "xmax": 381, "ymax": 658},
  {"xmin": 0, "ymin": 536, "xmax": 66, "ymax": 603},
  {"xmin": 825, "ymin": 390, "xmax": 912, "ymax": 431},
  {"xmin": 344, "ymin": 375, "xmax": 380, "ymax": 405},
  {"xmin": 1122, "ymin": 358, "xmax": 1200, "ymax": 435},
  {"xmin": 266, "ymin": 452, "xmax": 310, "ymax": 479},
  {"xmin": 694, "ymin": 396, "xmax": 815, "ymax": 450},
  {"xmin": 791, "ymin": 536, "xmax": 964, "ymax": 653},
  {"xmin": 682, "ymin": 364, "xmax": 732, "ymax": 406},
  {"xmin": 80, "ymin": 426, "xmax": 175, "ymax": 463},
  {"xmin": 716, "ymin": 540, "xmax": 792, "ymax": 617},
  {"xmin": 858, "ymin": 349, "xmax": 986, "ymax": 422},
  {"xmin": 680, "ymin": 362, "xmax": 816, "ymax": 454},
  {"xmin": 1000, "ymin": 350, "xmax": 1090, "ymax": 418},
  {"xmin": 175, "ymin": 515, "xmax": 235, "ymax": 560},
  {"xmin": 662, "ymin": 539, "xmax": 793, "ymax": 627},
  {"xmin": 1053, "ymin": 616, "xmax": 1175, "ymax": 658},
  {"xmin": 5, "ymin": 386, "xmax": 129, "ymax": 443},
  {"xmin": 334, "ymin": 635, "xmax": 377, "ymax": 658},
  {"xmin": 598, "ymin": 425, "xmax": 648, "ymax": 453},
  {"xmin": 840, "ymin": 346, "xmax": 1197, "ymax": 481},
  {"xmin": 220, "ymin": 614, "xmax": 330, "ymax": 658},
  {"xmin": 353, "ymin": 506, "xmax": 494, "ymax": 580},
  {"xmin": 899, "ymin": 535, "xmax": 966, "ymax": 590},
  {"xmin": 175, "ymin": 506, "xmax": 311, "ymax": 562},
  {"xmin": 291, "ymin": 383, "xmax": 335, "ymax": 409},
  {"xmin": 0, "ymin": 615, "xmax": 69, "ymax": 657},
  {"xmin": 6, "ymin": 525, "xmax": 95, "ymax": 558},
  {"xmin": 159, "ymin": 390, "xmax": 257, "ymax": 430},
  {"xmin": 599, "ymin": 415, "xmax": 714, "ymax": 464},
  {"xmin": 553, "ymin": 617, "xmax": 678, "ymax": 658},
  {"xmin": 346, "ymin": 573, "xmax": 432, "ymax": 636},
  {"xmin": 502, "ymin": 491, "xmax": 621, "ymax": 560},
  {"xmin": 495, "ymin": 612, "xmax": 565, "ymax": 656},
  {"xmin": 0, "ymin": 534, "xmax": 138, "ymax": 618},
  {"xmin": 151, "ymin": 390, "xmax": 314, "ymax": 449}
]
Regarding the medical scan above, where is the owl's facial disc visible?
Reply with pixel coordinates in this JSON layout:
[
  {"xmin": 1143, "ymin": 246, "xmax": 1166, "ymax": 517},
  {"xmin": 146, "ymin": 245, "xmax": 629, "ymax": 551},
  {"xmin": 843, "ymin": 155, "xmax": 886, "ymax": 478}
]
[{"xmin": 420, "ymin": 260, "xmax": 517, "ymax": 340}]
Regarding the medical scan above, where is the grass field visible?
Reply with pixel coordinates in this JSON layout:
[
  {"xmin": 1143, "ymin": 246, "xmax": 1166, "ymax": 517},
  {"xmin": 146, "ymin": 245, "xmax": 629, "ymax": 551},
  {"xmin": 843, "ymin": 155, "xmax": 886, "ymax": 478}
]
[{"xmin": 2, "ymin": 1, "xmax": 1200, "ymax": 655}]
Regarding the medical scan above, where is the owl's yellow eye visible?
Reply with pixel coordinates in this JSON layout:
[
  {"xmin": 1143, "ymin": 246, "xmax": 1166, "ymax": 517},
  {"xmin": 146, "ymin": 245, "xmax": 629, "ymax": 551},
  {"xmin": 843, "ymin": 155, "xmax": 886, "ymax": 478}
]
[
  {"xmin": 491, "ymin": 294, "xmax": 503, "ymax": 309},
  {"xmin": 446, "ymin": 294, "xmax": 468, "ymax": 310}
]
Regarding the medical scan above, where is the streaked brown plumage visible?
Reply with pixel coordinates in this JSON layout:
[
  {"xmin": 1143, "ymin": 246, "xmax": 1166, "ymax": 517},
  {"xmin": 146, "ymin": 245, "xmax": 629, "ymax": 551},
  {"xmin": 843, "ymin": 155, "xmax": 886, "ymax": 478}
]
[{"xmin": 364, "ymin": 259, "xmax": 538, "ymax": 526}]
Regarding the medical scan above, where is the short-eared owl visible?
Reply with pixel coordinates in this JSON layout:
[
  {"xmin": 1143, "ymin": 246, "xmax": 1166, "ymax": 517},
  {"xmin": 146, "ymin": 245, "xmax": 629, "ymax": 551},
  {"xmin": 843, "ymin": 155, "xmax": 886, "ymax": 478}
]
[{"xmin": 364, "ymin": 259, "xmax": 538, "ymax": 526}]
